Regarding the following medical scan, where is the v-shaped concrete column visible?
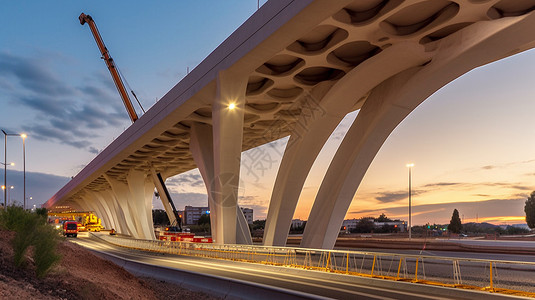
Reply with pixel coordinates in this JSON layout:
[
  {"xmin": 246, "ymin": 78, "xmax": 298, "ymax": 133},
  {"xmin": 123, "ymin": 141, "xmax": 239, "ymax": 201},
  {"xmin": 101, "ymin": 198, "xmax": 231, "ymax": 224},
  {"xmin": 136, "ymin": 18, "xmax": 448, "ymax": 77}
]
[
  {"xmin": 75, "ymin": 195, "xmax": 112, "ymax": 230},
  {"xmin": 73, "ymin": 197, "xmax": 90, "ymax": 213},
  {"xmin": 263, "ymin": 42, "xmax": 431, "ymax": 246},
  {"xmin": 302, "ymin": 13, "xmax": 535, "ymax": 249},
  {"xmin": 104, "ymin": 171, "xmax": 155, "ymax": 240},
  {"xmin": 98, "ymin": 188, "xmax": 130, "ymax": 234},
  {"xmin": 93, "ymin": 190, "xmax": 121, "ymax": 232},
  {"xmin": 190, "ymin": 122, "xmax": 252, "ymax": 244},
  {"xmin": 84, "ymin": 191, "xmax": 113, "ymax": 229},
  {"xmin": 189, "ymin": 122, "xmax": 218, "ymax": 236},
  {"xmin": 126, "ymin": 170, "xmax": 156, "ymax": 239},
  {"xmin": 104, "ymin": 174, "xmax": 137, "ymax": 236},
  {"xmin": 189, "ymin": 70, "xmax": 250, "ymax": 244}
]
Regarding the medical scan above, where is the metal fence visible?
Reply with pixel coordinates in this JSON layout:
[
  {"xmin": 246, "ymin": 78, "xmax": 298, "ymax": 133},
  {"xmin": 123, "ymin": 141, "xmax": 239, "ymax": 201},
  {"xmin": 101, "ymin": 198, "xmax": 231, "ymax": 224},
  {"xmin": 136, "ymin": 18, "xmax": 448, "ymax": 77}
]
[{"xmin": 94, "ymin": 234, "xmax": 535, "ymax": 297}]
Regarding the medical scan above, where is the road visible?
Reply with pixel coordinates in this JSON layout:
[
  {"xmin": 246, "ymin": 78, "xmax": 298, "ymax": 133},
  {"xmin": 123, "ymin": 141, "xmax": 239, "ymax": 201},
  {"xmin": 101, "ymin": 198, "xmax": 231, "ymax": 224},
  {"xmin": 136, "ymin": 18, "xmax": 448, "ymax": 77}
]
[
  {"xmin": 440, "ymin": 239, "xmax": 535, "ymax": 250},
  {"xmin": 336, "ymin": 246, "xmax": 535, "ymax": 263},
  {"xmin": 71, "ymin": 234, "xmax": 530, "ymax": 300}
]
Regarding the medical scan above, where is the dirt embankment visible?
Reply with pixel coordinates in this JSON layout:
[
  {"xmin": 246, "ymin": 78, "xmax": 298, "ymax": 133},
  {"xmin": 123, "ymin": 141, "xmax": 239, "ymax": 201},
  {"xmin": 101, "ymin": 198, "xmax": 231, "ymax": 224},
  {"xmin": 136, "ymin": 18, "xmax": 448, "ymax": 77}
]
[{"xmin": 0, "ymin": 230, "xmax": 218, "ymax": 300}]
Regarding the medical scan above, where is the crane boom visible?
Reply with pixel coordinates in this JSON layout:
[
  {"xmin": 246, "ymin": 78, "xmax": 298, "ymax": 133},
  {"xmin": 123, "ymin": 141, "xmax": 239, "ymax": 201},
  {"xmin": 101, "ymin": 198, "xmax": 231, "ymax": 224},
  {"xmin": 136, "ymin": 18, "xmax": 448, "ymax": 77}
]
[{"xmin": 79, "ymin": 13, "xmax": 138, "ymax": 123}]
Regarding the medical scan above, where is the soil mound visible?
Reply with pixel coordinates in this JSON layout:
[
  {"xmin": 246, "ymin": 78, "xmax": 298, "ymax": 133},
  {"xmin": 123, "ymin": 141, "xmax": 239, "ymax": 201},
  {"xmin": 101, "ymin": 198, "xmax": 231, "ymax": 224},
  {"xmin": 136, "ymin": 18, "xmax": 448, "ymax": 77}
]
[{"xmin": 0, "ymin": 230, "xmax": 218, "ymax": 299}]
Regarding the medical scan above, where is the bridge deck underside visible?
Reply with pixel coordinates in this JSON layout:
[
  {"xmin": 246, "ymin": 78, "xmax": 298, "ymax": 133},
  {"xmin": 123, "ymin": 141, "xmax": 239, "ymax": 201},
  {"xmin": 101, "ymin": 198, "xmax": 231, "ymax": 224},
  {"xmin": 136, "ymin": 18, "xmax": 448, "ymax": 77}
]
[{"xmin": 47, "ymin": 0, "xmax": 535, "ymax": 247}]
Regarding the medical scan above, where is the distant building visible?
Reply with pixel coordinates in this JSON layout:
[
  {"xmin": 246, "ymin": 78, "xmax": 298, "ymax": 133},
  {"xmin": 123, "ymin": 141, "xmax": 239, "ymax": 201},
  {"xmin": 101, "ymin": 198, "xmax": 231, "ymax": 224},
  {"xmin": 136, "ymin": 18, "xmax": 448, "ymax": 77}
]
[
  {"xmin": 184, "ymin": 206, "xmax": 209, "ymax": 225},
  {"xmin": 511, "ymin": 224, "xmax": 530, "ymax": 230},
  {"xmin": 375, "ymin": 221, "xmax": 406, "ymax": 232},
  {"xmin": 343, "ymin": 218, "xmax": 406, "ymax": 232},
  {"xmin": 240, "ymin": 207, "xmax": 253, "ymax": 224},
  {"xmin": 342, "ymin": 218, "xmax": 363, "ymax": 231}
]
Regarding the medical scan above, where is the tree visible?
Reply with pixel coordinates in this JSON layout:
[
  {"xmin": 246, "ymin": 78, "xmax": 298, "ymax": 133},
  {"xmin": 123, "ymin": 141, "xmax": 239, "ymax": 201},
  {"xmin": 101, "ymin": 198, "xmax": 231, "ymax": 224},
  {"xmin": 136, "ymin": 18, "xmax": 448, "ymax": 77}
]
[
  {"xmin": 448, "ymin": 209, "xmax": 462, "ymax": 234},
  {"xmin": 197, "ymin": 213, "xmax": 211, "ymax": 226},
  {"xmin": 376, "ymin": 213, "xmax": 392, "ymax": 222},
  {"xmin": 252, "ymin": 219, "xmax": 265, "ymax": 230},
  {"xmin": 152, "ymin": 209, "xmax": 170, "ymax": 225},
  {"xmin": 352, "ymin": 217, "xmax": 375, "ymax": 233},
  {"xmin": 525, "ymin": 191, "xmax": 535, "ymax": 229}
]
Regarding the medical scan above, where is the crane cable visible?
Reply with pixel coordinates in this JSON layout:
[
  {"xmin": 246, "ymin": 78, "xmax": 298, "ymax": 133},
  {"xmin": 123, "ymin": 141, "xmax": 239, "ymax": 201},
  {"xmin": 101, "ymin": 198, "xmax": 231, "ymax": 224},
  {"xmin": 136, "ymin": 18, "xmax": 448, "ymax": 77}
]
[{"xmin": 116, "ymin": 65, "xmax": 146, "ymax": 114}]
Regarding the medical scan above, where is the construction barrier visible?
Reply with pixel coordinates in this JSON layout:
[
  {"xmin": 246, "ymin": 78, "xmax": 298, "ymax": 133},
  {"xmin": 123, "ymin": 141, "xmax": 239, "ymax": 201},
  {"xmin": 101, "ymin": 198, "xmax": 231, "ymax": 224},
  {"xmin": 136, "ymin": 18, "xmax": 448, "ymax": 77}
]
[{"xmin": 93, "ymin": 233, "xmax": 535, "ymax": 298}]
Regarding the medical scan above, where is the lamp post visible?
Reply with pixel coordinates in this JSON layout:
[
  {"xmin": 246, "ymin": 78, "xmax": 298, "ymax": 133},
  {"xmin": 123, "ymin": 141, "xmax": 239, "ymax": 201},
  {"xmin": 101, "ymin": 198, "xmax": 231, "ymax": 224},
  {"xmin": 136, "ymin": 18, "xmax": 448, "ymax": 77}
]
[
  {"xmin": 26, "ymin": 196, "xmax": 32, "ymax": 210},
  {"xmin": 0, "ymin": 162, "xmax": 14, "ymax": 209},
  {"xmin": 8, "ymin": 185, "xmax": 13, "ymax": 206},
  {"xmin": 2, "ymin": 130, "xmax": 21, "ymax": 209},
  {"xmin": 406, "ymin": 163, "xmax": 414, "ymax": 240},
  {"xmin": 21, "ymin": 133, "xmax": 27, "ymax": 209}
]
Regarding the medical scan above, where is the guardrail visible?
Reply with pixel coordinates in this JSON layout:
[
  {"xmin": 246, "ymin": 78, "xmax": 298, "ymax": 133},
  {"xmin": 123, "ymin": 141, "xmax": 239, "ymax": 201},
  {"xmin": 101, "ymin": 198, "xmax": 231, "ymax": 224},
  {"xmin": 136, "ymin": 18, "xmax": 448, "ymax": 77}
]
[{"xmin": 93, "ymin": 234, "xmax": 535, "ymax": 297}]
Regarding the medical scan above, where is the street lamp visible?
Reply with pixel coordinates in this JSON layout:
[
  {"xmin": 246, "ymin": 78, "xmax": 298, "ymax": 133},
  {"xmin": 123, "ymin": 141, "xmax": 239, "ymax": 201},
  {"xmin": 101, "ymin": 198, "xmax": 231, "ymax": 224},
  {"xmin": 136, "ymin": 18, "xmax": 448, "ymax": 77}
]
[
  {"xmin": 21, "ymin": 133, "xmax": 27, "ymax": 209},
  {"xmin": 406, "ymin": 163, "xmax": 414, "ymax": 240},
  {"xmin": 2, "ymin": 130, "xmax": 21, "ymax": 209},
  {"xmin": 26, "ymin": 196, "xmax": 32, "ymax": 210},
  {"xmin": 0, "ymin": 161, "xmax": 14, "ymax": 209},
  {"xmin": 7, "ymin": 185, "xmax": 13, "ymax": 206}
]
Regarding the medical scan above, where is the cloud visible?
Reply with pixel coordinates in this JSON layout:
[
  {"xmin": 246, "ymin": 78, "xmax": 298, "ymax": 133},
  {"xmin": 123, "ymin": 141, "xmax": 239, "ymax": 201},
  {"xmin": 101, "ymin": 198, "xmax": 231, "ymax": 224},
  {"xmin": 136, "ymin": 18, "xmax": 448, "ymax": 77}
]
[
  {"xmin": 151, "ymin": 192, "xmax": 267, "ymax": 220},
  {"xmin": 0, "ymin": 52, "xmax": 73, "ymax": 96},
  {"xmin": 239, "ymin": 195, "xmax": 256, "ymax": 201},
  {"xmin": 157, "ymin": 192, "xmax": 207, "ymax": 211},
  {"xmin": 238, "ymin": 195, "xmax": 268, "ymax": 219},
  {"xmin": 167, "ymin": 173, "xmax": 205, "ymax": 189},
  {"xmin": 371, "ymin": 180, "xmax": 532, "ymax": 205},
  {"xmin": 375, "ymin": 191, "xmax": 407, "ymax": 203},
  {"xmin": 349, "ymin": 198, "xmax": 527, "ymax": 225},
  {"xmin": 2, "ymin": 169, "xmax": 70, "ymax": 208},
  {"xmin": 508, "ymin": 185, "xmax": 532, "ymax": 191},
  {"xmin": 88, "ymin": 147, "xmax": 99, "ymax": 154},
  {"xmin": 374, "ymin": 189, "xmax": 424, "ymax": 203},
  {"xmin": 423, "ymin": 182, "xmax": 461, "ymax": 188},
  {"xmin": 472, "ymin": 159, "xmax": 535, "ymax": 172},
  {"xmin": 0, "ymin": 52, "xmax": 130, "ymax": 152}
]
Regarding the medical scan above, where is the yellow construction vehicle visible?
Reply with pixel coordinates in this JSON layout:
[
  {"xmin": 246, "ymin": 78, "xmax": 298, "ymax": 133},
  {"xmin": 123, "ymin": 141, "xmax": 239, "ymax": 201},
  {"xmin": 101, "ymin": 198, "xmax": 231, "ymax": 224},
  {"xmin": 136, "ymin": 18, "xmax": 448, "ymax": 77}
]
[{"xmin": 48, "ymin": 211, "xmax": 104, "ymax": 232}]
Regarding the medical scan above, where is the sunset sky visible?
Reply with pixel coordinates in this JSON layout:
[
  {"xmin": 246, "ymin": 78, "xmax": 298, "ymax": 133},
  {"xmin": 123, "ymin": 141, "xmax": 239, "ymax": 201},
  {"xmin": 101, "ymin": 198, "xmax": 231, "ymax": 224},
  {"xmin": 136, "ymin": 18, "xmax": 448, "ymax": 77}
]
[{"xmin": 0, "ymin": 1, "xmax": 533, "ymax": 225}]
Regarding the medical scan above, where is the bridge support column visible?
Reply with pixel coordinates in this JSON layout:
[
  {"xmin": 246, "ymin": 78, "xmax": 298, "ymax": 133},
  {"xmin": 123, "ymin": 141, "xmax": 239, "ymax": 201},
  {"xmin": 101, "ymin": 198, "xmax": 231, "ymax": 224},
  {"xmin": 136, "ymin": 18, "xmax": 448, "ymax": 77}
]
[
  {"xmin": 126, "ymin": 170, "xmax": 156, "ymax": 239},
  {"xmin": 211, "ymin": 70, "xmax": 247, "ymax": 244},
  {"xmin": 189, "ymin": 70, "xmax": 250, "ymax": 244},
  {"xmin": 92, "ymin": 190, "xmax": 118, "ymax": 230},
  {"xmin": 100, "ymin": 188, "xmax": 130, "ymax": 235},
  {"xmin": 74, "ymin": 195, "xmax": 111, "ymax": 229},
  {"xmin": 263, "ymin": 43, "xmax": 430, "ymax": 246},
  {"xmin": 190, "ymin": 122, "xmax": 252, "ymax": 245},
  {"xmin": 73, "ymin": 197, "xmax": 90, "ymax": 213},
  {"xmin": 104, "ymin": 171, "xmax": 155, "ymax": 239},
  {"xmin": 85, "ymin": 191, "xmax": 113, "ymax": 229},
  {"xmin": 301, "ymin": 14, "xmax": 535, "ymax": 249}
]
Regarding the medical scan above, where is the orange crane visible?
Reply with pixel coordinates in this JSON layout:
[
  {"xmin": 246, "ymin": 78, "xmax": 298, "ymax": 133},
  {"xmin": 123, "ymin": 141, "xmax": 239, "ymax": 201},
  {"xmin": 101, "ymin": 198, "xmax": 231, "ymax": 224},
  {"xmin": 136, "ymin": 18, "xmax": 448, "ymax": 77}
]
[
  {"xmin": 79, "ymin": 13, "xmax": 139, "ymax": 122},
  {"xmin": 79, "ymin": 13, "xmax": 183, "ymax": 231}
]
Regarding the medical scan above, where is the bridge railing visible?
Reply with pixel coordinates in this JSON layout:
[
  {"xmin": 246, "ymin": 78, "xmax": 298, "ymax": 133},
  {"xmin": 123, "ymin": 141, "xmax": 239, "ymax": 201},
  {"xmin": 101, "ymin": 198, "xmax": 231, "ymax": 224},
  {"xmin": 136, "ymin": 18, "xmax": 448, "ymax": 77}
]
[{"xmin": 93, "ymin": 233, "xmax": 535, "ymax": 297}]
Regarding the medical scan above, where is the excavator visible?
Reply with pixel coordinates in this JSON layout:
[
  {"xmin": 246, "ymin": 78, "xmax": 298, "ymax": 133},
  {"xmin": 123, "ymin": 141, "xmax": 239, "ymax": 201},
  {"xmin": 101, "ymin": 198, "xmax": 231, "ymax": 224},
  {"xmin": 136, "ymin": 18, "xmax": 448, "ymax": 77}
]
[{"xmin": 79, "ymin": 12, "xmax": 182, "ymax": 231}]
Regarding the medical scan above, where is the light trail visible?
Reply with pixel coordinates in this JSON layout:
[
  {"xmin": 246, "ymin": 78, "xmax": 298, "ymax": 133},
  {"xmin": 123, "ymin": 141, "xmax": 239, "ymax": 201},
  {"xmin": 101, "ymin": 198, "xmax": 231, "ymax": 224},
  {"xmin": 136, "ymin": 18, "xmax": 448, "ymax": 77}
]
[{"xmin": 70, "ymin": 236, "xmax": 523, "ymax": 299}]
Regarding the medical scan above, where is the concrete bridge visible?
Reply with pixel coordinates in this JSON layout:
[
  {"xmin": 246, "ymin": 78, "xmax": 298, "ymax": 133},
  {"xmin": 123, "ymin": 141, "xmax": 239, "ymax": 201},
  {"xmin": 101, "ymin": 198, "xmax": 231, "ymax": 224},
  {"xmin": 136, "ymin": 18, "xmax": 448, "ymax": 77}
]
[{"xmin": 45, "ymin": 0, "xmax": 535, "ymax": 249}]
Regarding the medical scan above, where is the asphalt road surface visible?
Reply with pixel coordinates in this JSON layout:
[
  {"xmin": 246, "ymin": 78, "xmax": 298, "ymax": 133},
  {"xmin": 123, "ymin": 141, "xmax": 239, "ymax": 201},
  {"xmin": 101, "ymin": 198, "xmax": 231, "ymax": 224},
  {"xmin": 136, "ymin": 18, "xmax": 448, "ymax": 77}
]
[{"xmin": 71, "ymin": 234, "xmax": 531, "ymax": 300}]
